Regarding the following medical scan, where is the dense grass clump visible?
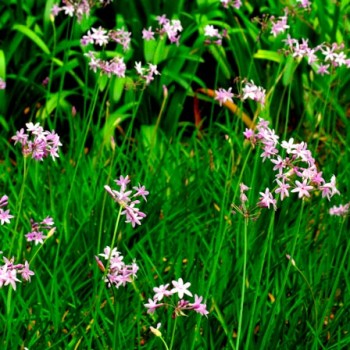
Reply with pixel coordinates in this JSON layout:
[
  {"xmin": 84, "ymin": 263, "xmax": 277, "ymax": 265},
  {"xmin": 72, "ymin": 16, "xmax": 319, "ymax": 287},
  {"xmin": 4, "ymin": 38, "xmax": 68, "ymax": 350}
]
[{"xmin": 1, "ymin": 0, "xmax": 350, "ymax": 349}]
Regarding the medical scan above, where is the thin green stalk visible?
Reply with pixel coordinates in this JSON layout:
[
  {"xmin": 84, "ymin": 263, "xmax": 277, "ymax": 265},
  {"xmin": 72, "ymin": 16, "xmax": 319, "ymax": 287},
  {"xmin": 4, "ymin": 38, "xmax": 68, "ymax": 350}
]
[
  {"xmin": 11, "ymin": 157, "xmax": 29, "ymax": 257},
  {"xmin": 245, "ymin": 212, "xmax": 275, "ymax": 349},
  {"xmin": 169, "ymin": 317, "xmax": 178, "ymax": 350},
  {"xmin": 236, "ymin": 217, "xmax": 248, "ymax": 350},
  {"xmin": 159, "ymin": 336, "xmax": 170, "ymax": 350},
  {"xmin": 314, "ymin": 221, "xmax": 348, "ymax": 344},
  {"xmin": 63, "ymin": 80, "xmax": 100, "ymax": 240},
  {"xmin": 89, "ymin": 206, "xmax": 122, "ymax": 345},
  {"xmin": 260, "ymin": 201, "xmax": 305, "ymax": 348},
  {"xmin": 282, "ymin": 83, "xmax": 292, "ymax": 141}
]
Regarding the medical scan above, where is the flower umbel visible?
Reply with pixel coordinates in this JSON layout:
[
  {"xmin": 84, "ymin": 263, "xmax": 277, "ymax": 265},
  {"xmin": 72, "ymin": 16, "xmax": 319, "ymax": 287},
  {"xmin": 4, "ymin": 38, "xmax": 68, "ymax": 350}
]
[
  {"xmin": 0, "ymin": 195, "xmax": 14, "ymax": 225},
  {"xmin": 25, "ymin": 217, "xmax": 55, "ymax": 245},
  {"xmin": 0, "ymin": 256, "xmax": 34, "ymax": 290},
  {"xmin": 105, "ymin": 175, "xmax": 148, "ymax": 227},
  {"xmin": 145, "ymin": 278, "xmax": 209, "ymax": 317},
  {"xmin": 96, "ymin": 246, "xmax": 138, "ymax": 288},
  {"xmin": 12, "ymin": 123, "xmax": 62, "ymax": 161}
]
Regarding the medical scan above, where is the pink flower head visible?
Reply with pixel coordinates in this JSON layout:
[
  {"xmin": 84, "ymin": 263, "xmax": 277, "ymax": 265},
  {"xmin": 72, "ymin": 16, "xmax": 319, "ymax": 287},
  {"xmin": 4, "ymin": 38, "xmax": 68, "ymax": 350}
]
[
  {"xmin": 291, "ymin": 180, "xmax": 314, "ymax": 198},
  {"xmin": 215, "ymin": 87, "xmax": 234, "ymax": 106},
  {"xmin": 142, "ymin": 27, "xmax": 155, "ymax": 41},
  {"xmin": 144, "ymin": 298, "xmax": 163, "ymax": 314},
  {"xmin": 171, "ymin": 278, "xmax": 193, "ymax": 299},
  {"xmin": 258, "ymin": 188, "xmax": 277, "ymax": 210}
]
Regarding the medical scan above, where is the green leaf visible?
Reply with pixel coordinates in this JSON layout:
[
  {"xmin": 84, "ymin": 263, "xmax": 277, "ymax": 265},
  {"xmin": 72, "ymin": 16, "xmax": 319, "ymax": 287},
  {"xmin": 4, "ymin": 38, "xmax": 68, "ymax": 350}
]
[
  {"xmin": 12, "ymin": 23, "xmax": 51, "ymax": 55},
  {"xmin": 0, "ymin": 50, "xmax": 5, "ymax": 78},
  {"xmin": 282, "ymin": 56, "xmax": 300, "ymax": 86},
  {"xmin": 254, "ymin": 49, "xmax": 283, "ymax": 63}
]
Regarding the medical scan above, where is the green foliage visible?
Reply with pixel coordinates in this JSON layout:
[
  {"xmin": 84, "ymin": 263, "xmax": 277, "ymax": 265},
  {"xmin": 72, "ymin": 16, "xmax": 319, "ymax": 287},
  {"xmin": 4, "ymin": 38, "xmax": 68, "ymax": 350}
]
[{"xmin": 0, "ymin": 0, "xmax": 350, "ymax": 349}]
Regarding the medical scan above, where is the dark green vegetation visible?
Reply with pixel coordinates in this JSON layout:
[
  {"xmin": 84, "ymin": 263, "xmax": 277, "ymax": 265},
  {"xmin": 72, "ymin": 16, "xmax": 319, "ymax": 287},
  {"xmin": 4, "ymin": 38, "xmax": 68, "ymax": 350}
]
[{"xmin": 0, "ymin": 0, "xmax": 350, "ymax": 349}]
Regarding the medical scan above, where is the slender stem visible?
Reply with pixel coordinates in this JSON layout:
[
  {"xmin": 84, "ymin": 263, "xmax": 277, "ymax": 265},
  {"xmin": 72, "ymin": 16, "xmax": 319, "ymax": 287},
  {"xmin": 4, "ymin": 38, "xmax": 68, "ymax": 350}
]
[
  {"xmin": 89, "ymin": 206, "xmax": 122, "ymax": 345},
  {"xmin": 245, "ymin": 212, "xmax": 275, "ymax": 349},
  {"xmin": 11, "ymin": 157, "xmax": 29, "ymax": 257},
  {"xmin": 63, "ymin": 80, "xmax": 100, "ymax": 240},
  {"xmin": 260, "ymin": 201, "xmax": 305, "ymax": 348},
  {"xmin": 236, "ymin": 217, "xmax": 248, "ymax": 349},
  {"xmin": 169, "ymin": 317, "xmax": 178, "ymax": 350},
  {"xmin": 159, "ymin": 336, "xmax": 170, "ymax": 350}
]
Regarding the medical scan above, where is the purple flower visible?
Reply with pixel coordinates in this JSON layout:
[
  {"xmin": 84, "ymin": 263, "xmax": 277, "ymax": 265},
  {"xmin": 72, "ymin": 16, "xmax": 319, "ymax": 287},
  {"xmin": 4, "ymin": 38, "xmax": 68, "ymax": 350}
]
[
  {"xmin": 258, "ymin": 188, "xmax": 277, "ymax": 210},
  {"xmin": 106, "ymin": 176, "xmax": 148, "ymax": 227},
  {"xmin": 316, "ymin": 64, "xmax": 330, "ymax": 76},
  {"xmin": 215, "ymin": 88, "xmax": 234, "ymax": 106},
  {"xmin": 0, "ymin": 195, "xmax": 14, "ymax": 225},
  {"xmin": 0, "ymin": 210, "xmax": 14, "ymax": 225},
  {"xmin": 329, "ymin": 203, "xmax": 350, "ymax": 217},
  {"xmin": 291, "ymin": 180, "xmax": 314, "ymax": 198},
  {"xmin": 144, "ymin": 298, "xmax": 163, "ymax": 314},
  {"xmin": 270, "ymin": 10, "xmax": 289, "ymax": 37},
  {"xmin": 189, "ymin": 294, "xmax": 209, "ymax": 316},
  {"xmin": 12, "ymin": 123, "xmax": 62, "ymax": 161},
  {"xmin": 153, "ymin": 284, "xmax": 172, "ymax": 301},
  {"xmin": 20, "ymin": 261, "xmax": 35, "ymax": 282},
  {"xmin": 97, "ymin": 246, "xmax": 138, "ymax": 289},
  {"xmin": 0, "ymin": 78, "xmax": 6, "ymax": 90},
  {"xmin": 275, "ymin": 180, "xmax": 291, "ymax": 201},
  {"xmin": 25, "ymin": 217, "xmax": 55, "ymax": 245},
  {"xmin": 242, "ymin": 80, "xmax": 266, "ymax": 106},
  {"xmin": 142, "ymin": 27, "xmax": 155, "ymax": 41}
]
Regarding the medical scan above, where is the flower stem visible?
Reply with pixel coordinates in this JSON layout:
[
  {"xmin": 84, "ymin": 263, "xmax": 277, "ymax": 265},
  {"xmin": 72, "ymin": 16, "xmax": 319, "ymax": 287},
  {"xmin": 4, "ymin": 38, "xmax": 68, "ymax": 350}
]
[
  {"xmin": 236, "ymin": 217, "xmax": 248, "ymax": 349},
  {"xmin": 169, "ymin": 317, "xmax": 178, "ymax": 350}
]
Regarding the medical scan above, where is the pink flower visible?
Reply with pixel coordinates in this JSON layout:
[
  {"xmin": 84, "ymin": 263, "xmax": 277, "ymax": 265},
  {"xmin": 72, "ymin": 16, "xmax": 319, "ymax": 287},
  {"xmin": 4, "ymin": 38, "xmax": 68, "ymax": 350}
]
[
  {"xmin": 171, "ymin": 278, "xmax": 193, "ymax": 299},
  {"xmin": 0, "ymin": 78, "xmax": 6, "ymax": 90},
  {"xmin": 190, "ymin": 294, "xmax": 209, "ymax": 316},
  {"xmin": 316, "ymin": 64, "xmax": 330, "ymax": 76},
  {"xmin": 291, "ymin": 180, "xmax": 314, "ymax": 198},
  {"xmin": 142, "ymin": 27, "xmax": 155, "ymax": 41},
  {"xmin": 0, "ymin": 209, "xmax": 14, "ymax": 225},
  {"xmin": 319, "ymin": 175, "xmax": 340, "ymax": 200},
  {"xmin": 258, "ymin": 188, "xmax": 277, "ymax": 210},
  {"xmin": 275, "ymin": 180, "xmax": 291, "ymax": 200},
  {"xmin": 242, "ymin": 80, "xmax": 266, "ymax": 105},
  {"xmin": 215, "ymin": 88, "xmax": 234, "ymax": 106},
  {"xmin": 153, "ymin": 284, "xmax": 172, "ymax": 301},
  {"xmin": 144, "ymin": 298, "xmax": 163, "ymax": 314}
]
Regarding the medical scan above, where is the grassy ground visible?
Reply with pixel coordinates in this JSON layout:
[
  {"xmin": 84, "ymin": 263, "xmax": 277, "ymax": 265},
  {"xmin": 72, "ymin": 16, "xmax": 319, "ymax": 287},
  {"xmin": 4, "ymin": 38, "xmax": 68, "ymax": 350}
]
[{"xmin": 1, "ymin": 0, "xmax": 350, "ymax": 349}]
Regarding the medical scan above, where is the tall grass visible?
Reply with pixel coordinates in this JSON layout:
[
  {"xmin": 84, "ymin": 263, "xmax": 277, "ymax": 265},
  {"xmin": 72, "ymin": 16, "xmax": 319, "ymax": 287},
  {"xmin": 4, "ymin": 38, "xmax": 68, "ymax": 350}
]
[{"xmin": 0, "ymin": 0, "xmax": 350, "ymax": 349}]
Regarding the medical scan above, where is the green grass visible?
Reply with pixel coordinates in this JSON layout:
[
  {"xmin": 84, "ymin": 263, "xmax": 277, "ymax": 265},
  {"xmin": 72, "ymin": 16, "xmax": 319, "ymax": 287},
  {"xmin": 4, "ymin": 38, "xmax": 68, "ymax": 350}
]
[{"xmin": 1, "ymin": 0, "xmax": 350, "ymax": 349}]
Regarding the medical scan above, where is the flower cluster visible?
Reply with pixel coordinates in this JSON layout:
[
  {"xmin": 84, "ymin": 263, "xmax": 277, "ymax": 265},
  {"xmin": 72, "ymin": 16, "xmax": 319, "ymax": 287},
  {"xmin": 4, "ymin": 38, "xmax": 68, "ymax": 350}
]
[
  {"xmin": 220, "ymin": 0, "xmax": 242, "ymax": 9},
  {"xmin": 12, "ymin": 122, "xmax": 62, "ymax": 161},
  {"xmin": 270, "ymin": 9, "xmax": 289, "ymax": 37},
  {"xmin": 0, "ymin": 195, "xmax": 14, "ymax": 225},
  {"xmin": 81, "ymin": 26, "xmax": 131, "ymax": 51},
  {"xmin": 25, "ymin": 217, "xmax": 55, "ymax": 245},
  {"xmin": 144, "ymin": 278, "xmax": 209, "ymax": 317},
  {"xmin": 96, "ymin": 246, "xmax": 138, "ymax": 288},
  {"xmin": 203, "ymin": 25, "xmax": 226, "ymax": 46},
  {"xmin": 85, "ymin": 51, "xmax": 127, "ymax": 77},
  {"xmin": 51, "ymin": 0, "xmax": 113, "ymax": 22},
  {"xmin": 135, "ymin": 62, "xmax": 161, "ymax": 85},
  {"xmin": 237, "ymin": 118, "xmax": 339, "ymax": 214},
  {"xmin": 283, "ymin": 38, "xmax": 350, "ymax": 75},
  {"xmin": 142, "ymin": 15, "xmax": 183, "ymax": 45},
  {"xmin": 296, "ymin": 0, "xmax": 311, "ymax": 9},
  {"xmin": 0, "ymin": 77, "xmax": 5, "ymax": 90},
  {"xmin": 105, "ymin": 175, "xmax": 149, "ymax": 227},
  {"xmin": 0, "ymin": 256, "xmax": 34, "ymax": 290},
  {"xmin": 329, "ymin": 203, "xmax": 350, "ymax": 217},
  {"xmin": 242, "ymin": 80, "xmax": 266, "ymax": 106},
  {"xmin": 215, "ymin": 80, "xmax": 266, "ymax": 107}
]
